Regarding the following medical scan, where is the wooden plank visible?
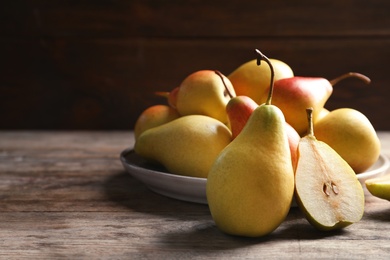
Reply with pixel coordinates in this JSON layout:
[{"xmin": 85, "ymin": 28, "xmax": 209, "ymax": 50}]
[
  {"xmin": 1, "ymin": 0, "xmax": 389, "ymax": 37},
  {"xmin": 1, "ymin": 37, "xmax": 389, "ymax": 130},
  {"xmin": 0, "ymin": 131, "xmax": 389, "ymax": 258}
]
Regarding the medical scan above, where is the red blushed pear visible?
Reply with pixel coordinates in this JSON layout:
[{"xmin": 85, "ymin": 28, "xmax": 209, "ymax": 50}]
[
  {"xmin": 268, "ymin": 77, "xmax": 333, "ymax": 136},
  {"xmin": 226, "ymin": 95, "xmax": 258, "ymax": 139},
  {"xmin": 134, "ymin": 105, "xmax": 180, "ymax": 140},
  {"xmin": 259, "ymin": 72, "xmax": 370, "ymax": 136},
  {"xmin": 226, "ymin": 96, "xmax": 300, "ymax": 171}
]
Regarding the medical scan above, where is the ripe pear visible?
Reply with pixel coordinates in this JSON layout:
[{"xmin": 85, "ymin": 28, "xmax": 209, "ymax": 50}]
[
  {"xmin": 265, "ymin": 76, "xmax": 333, "ymax": 135},
  {"xmin": 207, "ymin": 50, "xmax": 295, "ymax": 237},
  {"xmin": 366, "ymin": 175, "xmax": 390, "ymax": 201},
  {"xmin": 134, "ymin": 105, "xmax": 180, "ymax": 140},
  {"xmin": 225, "ymin": 95, "xmax": 259, "ymax": 139},
  {"xmin": 155, "ymin": 86, "xmax": 180, "ymax": 108},
  {"xmin": 259, "ymin": 72, "xmax": 371, "ymax": 135},
  {"xmin": 134, "ymin": 115, "xmax": 232, "ymax": 178},
  {"xmin": 314, "ymin": 108, "xmax": 381, "ymax": 173},
  {"xmin": 228, "ymin": 58, "xmax": 294, "ymax": 104},
  {"xmin": 175, "ymin": 70, "xmax": 236, "ymax": 124},
  {"xmin": 226, "ymin": 95, "xmax": 300, "ymax": 170},
  {"xmin": 295, "ymin": 108, "xmax": 365, "ymax": 231}
]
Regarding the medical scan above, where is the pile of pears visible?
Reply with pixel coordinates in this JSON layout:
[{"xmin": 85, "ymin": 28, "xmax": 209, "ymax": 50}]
[{"xmin": 133, "ymin": 49, "xmax": 382, "ymax": 237}]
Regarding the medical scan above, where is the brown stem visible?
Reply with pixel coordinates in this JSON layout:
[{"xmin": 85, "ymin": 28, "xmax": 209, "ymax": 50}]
[
  {"xmin": 154, "ymin": 91, "xmax": 170, "ymax": 98},
  {"xmin": 215, "ymin": 70, "xmax": 235, "ymax": 99},
  {"xmin": 255, "ymin": 49, "xmax": 274, "ymax": 105},
  {"xmin": 306, "ymin": 107, "xmax": 314, "ymax": 137},
  {"xmin": 329, "ymin": 72, "xmax": 371, "ymax": 86}
]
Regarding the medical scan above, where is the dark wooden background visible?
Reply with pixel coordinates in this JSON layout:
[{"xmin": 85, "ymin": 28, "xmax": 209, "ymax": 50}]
[{"xmin": 1, "ymin": 0, "xmax": 389, "ymax": 130}]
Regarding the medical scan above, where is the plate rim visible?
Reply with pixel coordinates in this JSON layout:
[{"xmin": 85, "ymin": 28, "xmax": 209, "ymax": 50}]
[{"xmin": 120, "ymin": 147, "xmax": 390, "ymax": 204}]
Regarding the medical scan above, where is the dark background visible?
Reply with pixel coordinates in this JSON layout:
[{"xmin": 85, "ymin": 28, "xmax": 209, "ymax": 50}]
[{"xmin": 1, "ymin": 0, "xmax": 389, "ymax": 130}]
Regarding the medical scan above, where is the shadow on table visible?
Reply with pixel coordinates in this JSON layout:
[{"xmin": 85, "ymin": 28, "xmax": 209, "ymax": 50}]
[
  {"xmin": 104, "ymin": 171, "xmax": 347, "ymax": 250},
  {"xmin": 157, "ymin": 208, "xmax": 347, "ymax": 251},
  {"xmin": 104, "ymin": 171, "xmax": 210, "ymax": 219}
]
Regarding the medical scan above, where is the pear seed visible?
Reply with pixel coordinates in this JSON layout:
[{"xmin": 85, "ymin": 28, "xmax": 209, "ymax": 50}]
[
  {"xmin": 323, "ymin": 183, "xmax": 330, "ymax": 196},
  {"xmin": 331, "ymin": 182, "xmax": 339, "ymax": 195}
]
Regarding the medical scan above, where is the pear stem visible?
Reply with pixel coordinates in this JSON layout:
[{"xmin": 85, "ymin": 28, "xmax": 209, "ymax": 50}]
[
  {"xmin": 329, "ymin": 72, "xmax": 371, "ymax": 86},
  {"xmin": 306, "ymin": 107, "xmax": 315, "ymax": 137},
  {"xmin": 154, "ymin": 91, "xmax": 170, "ymax": 98},
  {"xmin": 255, "ymin": 49, "xmax": 274, "ymax": 105},
  {"xmin": 215, "ymin": 70, "xmax": 235, "ymax": 99}
]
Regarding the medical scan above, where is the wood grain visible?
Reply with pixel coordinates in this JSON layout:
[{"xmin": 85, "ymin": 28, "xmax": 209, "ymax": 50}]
[
  {"xmin": 0, "ymin": 131, "xmax": 390, "ymax": 258},
  {"xmin": 1, "ymin": 1, "xmax": 390, "ymax": 130}
]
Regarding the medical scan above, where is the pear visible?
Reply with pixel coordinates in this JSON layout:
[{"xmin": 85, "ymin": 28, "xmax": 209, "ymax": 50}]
[
  {"xmin": 295, "ymin": 108, "xmax": 365, "ymax": 231},
  {"xmin": 315, "ymin": 108, "xmax": 330, "ymax": 123},
  {"xmin": 260, "ymin": 72, "xmax": 371, "ymax": 135},
  {"xmin": 175, "ymin": 70, "xmax": 236, "ymax": 124},
  {"xmin": 134, "ymin": 105, "xmax": 180, "ymax": 140},
  {"xmin": 366, "ymin": 175, "xmax": 390, "ymax": 201},
  {"xmin": 314, "ymin": 108, "xmax": 381, "ymax": 173},
  {"xmin": 225, "ymin": 95, "xmax": 259, "ymax": 139},
  {"xmin": 206, "ymin": 50, "xmax": 295, "ymax": 237},
  {"xmin": 266, "ymin": 76, "xmax": 333, "ymax": 135},
  {"xmin": 155, "ymin": 86, "xmax": 180, "ymax": 109},
  {"xmin": 228, "ymin": 58, "xmax": 294, "ymax": 104},
  {"xmin": 226, "ymin": 95, "xmax": 300, "ymax": 170},
  {"xmin": 134, "ymin": 115, "xmax": 232, "ymax": 178}
]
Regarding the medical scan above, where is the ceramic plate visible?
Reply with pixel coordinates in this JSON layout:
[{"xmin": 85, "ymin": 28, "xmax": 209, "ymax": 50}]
[{"xmin": 120, "ymin": 148, "xmax": 390, "ymax": 205}]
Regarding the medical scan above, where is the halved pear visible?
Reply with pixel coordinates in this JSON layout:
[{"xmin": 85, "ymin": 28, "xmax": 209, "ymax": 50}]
[
  {"xmin": 295, "ymin": 108, "xmax": 365, "ymax": 231},
  {"xmin": 365, "ymin": 175, "xmax": 390, "ymax": 201}
]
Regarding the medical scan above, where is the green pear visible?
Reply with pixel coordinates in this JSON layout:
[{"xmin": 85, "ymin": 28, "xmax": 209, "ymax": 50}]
[
  {"xmin": 295, "ymin": 108, "xmax": 365, "ymax": 231},
  {"xmin": 206, "ymin": 50, "xmax": 294, "ymax": 237},
  {"xmin": 134, "ymin": 115, "xmax": 232, "ymax": 178},
  {"xmin": 175, "ymin": 70, "xmax": 236, "ymax": 124},
  {"xmin": 134, "ymin": 105, "xmax": 180, "ymax": 140},
  {"xmin": 314, "ymin": 108, "xmax": 381, "ymax": 173},
  {"xmin": 228, "ymin": 58, "xmax": 294, "ymax": 104},
  {"xmin": 366, "ymin": 175, "xmax": 390, "ymax": 201}
]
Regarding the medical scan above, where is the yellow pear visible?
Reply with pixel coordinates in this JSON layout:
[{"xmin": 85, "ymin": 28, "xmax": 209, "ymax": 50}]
[
  {"xmin": 206, "ymin": 50, "xmax": 294, "ymax": 237},
  {"xmin": 134, "ymin": 115, "xmax": 232, "ymax": 178},
  {"xmin": 295, "ymin": 108, "xmax": 365, "ymax": 231},
  {"xmin": 175, "ymin": 70, "xmax": 235, "ymax": 124},
  {"xmin": 228, "ymin": 58, "xmax": 294, "ymax": 104},
  {"xmin": 134, "ymin": 105, "xmax": 180, "ymax": 140},
  {"xmin": 314, "ymin": 108, "xmax": 381, "ymax": 173}
]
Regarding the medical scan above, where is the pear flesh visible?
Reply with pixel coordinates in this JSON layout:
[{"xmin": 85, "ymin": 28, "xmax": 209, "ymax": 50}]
[
  {"xmin": 295, "ymin": 134, "xmax": 365, "ymax": 230},
  {"xmin": 134, "ymin": 115, "xmax": 232, "ymax": 178},
  {"xmin": 206, "ymin": 104, "xmax": 295, "ymax": 237}
]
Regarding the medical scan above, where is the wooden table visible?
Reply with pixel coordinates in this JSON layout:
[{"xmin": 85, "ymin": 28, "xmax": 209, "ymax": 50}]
[{"xmin": 1, "ymin": 131, "xmax": 390, "ymax": 259}]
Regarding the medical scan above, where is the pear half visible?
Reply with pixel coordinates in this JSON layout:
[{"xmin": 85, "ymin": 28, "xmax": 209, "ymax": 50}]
[
  {"xmin": 295, "ymin": 108, "xmax": 365, "ymax": 231},
  {"xmin": 366, "ymin": 175, "xmax": 390, "ymax": 201}
]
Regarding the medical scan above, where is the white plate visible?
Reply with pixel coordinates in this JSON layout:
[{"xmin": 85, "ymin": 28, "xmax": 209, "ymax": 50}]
[{"xmin": 120, "ymin": 148, "xmax": 390, "ymax": 205}]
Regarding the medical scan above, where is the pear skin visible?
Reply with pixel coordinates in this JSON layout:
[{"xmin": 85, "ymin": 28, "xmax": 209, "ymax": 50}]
[
  {"xmin": 226, "ymin": 96, "xmax": 300, "ymax": 171},
  {"xmin": 134, "ymin": 105, "xmax": 180, "ymax": 140},
  {"xmin": 366, "ymin": 175, "xmax": 390, "ymax": 201},
  {"xmin": 295, "ymin": 108, "xmax": 365, "ymax": 231},
  {"xmin": 207, "ymin": 49, "xmax": 294, "ymax": 237},
  {"xmin": 176, "ymin": 70, "xmax": 236, "ymax": 124},
  {"xmin": 134, "ymin": 115, "xmax": 232, "ymax": 178},
  {"xmin": 225, "ymin": 95, "xmax": 259, "ymax": 139},
  {"xmin": 314, "ymin": 108, "xmax": 381, "ymax": 173},
  {"xmin": 228, "ymin": 58, "xmax": 294, "ymax": 104},
  {"xmin": 207, "ymin": 103, "xmax": 295, "ymax": 237},
  {"xmin": 265, "ymin": 77, "xmax": 333, "ymax": 135}
]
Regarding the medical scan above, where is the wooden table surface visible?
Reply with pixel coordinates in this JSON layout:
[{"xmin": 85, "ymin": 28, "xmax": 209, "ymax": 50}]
[{"xmin": 1, "ymin": 131, "xmax": 390, "ymax": 259}]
